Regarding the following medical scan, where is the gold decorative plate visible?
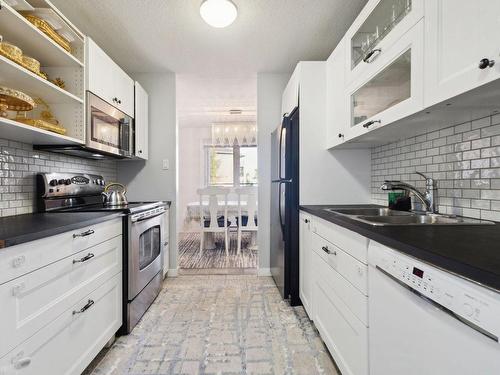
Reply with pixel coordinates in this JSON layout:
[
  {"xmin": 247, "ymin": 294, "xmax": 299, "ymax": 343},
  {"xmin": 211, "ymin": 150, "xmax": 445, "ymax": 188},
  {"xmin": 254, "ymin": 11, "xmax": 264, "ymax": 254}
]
[
  {"xmin": 23, "ymin": 15, "xmax": 71, "ymax": 53},
  {"xmin": 0, "ymin": 86, "xmax": 35, "ymax": 117}
]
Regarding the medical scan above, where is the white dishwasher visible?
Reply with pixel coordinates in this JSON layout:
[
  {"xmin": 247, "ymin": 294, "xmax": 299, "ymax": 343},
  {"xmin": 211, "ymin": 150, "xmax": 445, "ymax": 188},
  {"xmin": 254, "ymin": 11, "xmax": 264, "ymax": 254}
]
[{"xmin": 368, "ymin": 241, "xmax": 500, "ymax": 375}]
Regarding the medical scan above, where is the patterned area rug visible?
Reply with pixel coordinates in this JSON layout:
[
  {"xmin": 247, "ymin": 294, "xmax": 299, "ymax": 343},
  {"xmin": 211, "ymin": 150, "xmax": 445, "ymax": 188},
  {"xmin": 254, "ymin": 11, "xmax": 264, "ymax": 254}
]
[
  {"xmin": 178, "ymin": 232, "xmax": 258, "ymax": 269},
  {"xmin": 84, "ymin": 275, "xmax": 339, "ymax": 375}
]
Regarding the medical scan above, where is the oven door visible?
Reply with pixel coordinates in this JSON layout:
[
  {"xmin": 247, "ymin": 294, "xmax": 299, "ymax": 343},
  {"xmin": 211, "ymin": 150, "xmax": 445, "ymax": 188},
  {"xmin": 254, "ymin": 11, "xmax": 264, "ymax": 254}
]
[
  {"xmin": 128, "ymin": 211, "xmax": 164, "ymax": 300},
  {"xmin": 86, "ymin": 92, "xmax": 133, "ymax": 157}
]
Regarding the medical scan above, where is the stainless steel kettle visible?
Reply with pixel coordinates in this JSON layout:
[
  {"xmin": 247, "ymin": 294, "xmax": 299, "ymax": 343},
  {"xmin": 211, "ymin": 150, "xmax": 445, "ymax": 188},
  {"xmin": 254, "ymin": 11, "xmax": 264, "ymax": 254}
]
[{"xmin": 102, "ymin": 182, "xmax": 128, "ymax": 206}]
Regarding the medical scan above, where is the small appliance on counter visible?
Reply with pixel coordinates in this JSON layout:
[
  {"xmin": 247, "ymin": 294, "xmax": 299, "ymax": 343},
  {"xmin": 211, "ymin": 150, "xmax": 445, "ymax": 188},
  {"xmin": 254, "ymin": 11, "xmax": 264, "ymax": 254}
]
[{"xmin": 37, "ymin": 172, "xmax": 169, "ymax": 334}]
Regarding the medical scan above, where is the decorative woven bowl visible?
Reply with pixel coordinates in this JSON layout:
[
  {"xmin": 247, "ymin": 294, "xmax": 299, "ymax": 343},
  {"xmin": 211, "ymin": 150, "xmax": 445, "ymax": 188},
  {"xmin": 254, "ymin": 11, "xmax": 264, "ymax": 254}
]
[
  {"xmin": 0, "ymin": 41, "xmax": 23, "ymax": 64},
  {"xmin": 21, "ymin": 55, "xmax": 41, "ymax": 75},
  {"xmin": 23, "ymin": 15, "xmax": 71, "ymax": 52},
  {"xmin": 0, "ymin": 86, "xmax": 35, "ymax": 118}
]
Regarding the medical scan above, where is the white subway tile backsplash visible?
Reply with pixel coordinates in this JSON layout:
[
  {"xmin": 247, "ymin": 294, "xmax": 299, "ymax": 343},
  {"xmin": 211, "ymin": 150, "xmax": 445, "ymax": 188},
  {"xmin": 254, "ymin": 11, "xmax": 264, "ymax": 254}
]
[
  {"xmin": 0, "ymin": 137, "xmax": 117, "ymax": 217},
  {"xmin": 372, "ymin": 115, "xmax": 500, "ymax": 220}
]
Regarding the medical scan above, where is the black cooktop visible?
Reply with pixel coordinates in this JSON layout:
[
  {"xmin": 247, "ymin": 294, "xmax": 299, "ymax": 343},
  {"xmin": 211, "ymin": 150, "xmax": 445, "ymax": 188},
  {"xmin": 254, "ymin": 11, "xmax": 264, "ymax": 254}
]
[{"xmin": 58, "ymin": 201, "xmax": 167, "ymax": 214}]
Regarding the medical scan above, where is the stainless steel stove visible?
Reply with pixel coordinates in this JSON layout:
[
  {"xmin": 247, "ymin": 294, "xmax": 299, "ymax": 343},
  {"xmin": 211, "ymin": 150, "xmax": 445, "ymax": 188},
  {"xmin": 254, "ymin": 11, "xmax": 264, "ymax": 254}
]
[{"xmin": 37, "ymin": 172, "xmax": 168, "ymax": 334}]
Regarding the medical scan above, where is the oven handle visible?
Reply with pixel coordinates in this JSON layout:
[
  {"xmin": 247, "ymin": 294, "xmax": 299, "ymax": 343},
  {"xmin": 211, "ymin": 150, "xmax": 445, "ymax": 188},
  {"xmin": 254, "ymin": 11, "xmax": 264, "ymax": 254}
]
[
  {"xmin": 375, "ymin": 265, "xmax": 498, "ymax": 343},
  {"xmin": 131, "ymin": 209, "xmax": 165, "ymax": 223}
]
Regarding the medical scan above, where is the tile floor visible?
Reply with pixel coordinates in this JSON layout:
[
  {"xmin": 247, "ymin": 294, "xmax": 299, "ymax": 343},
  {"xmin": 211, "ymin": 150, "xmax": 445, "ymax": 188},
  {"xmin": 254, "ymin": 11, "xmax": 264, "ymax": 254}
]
[{"xmin": 85, "ymin": 275, "xmax": 338, "ymax": 375}]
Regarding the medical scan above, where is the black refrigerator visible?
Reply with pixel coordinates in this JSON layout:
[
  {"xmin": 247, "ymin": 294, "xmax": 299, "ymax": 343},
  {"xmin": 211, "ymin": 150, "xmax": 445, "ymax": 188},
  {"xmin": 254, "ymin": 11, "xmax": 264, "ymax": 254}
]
[{"xmin": 270, "ymin": 107, "xmax": 300, "ymax": 306}]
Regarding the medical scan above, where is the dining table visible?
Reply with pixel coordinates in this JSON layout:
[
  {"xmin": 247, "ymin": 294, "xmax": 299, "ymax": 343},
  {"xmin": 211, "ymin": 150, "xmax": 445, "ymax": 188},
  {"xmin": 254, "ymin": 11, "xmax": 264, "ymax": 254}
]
[{"xmin": 186, "ymin": 200, "xmax": 258, "ymax": 250}]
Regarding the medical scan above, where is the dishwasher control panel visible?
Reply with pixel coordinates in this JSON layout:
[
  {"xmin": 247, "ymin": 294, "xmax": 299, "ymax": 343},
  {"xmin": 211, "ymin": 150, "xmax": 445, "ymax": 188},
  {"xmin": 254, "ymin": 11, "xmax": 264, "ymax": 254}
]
[{"xmin": 369, "ymin": 242, "xmax": 500, "ymax": 343}]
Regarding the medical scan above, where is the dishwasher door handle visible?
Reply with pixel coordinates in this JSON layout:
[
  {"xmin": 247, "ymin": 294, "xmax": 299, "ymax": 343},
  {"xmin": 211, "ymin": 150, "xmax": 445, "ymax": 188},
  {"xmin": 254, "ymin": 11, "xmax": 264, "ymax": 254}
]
[{"xmin": 375, "ymin": 265, "xmax": 499, "ymax": 343}]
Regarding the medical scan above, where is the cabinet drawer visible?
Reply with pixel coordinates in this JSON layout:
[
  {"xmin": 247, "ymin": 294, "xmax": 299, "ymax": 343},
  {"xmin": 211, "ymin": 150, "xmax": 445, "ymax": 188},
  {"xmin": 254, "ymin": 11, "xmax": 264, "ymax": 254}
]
[
  {"xmin": 0, "ymin": 218, "xmax": 121, "ymax": 285},
  {"xmin": 0, "ymin": 235, "xmax": 122, "ymax": 358},
  {"xmin": 311, "ymin": 216, "xmax": 368, "ymax": 264},
  {"xmin": 311, "ymin": 232, "xmax": 368, "ymax": 296},
  {"xmin": 313, "ymin": 250, "xmax": 368, "ymax": 325},
  {"xmin": 313, "ymin": 261, "xmax": 368, "ymax": 375},
  {"xmin": 0, "ymin": 273, "xmax": 122, "ymax": 375}
]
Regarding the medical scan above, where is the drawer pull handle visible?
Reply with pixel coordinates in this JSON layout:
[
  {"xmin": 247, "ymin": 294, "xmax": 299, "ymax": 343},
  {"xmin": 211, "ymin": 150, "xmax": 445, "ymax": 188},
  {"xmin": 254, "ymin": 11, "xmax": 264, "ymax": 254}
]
[
  {"xmin": 479, "ymin": 58, "xmax": 495, "ymax": 69},
  {"xmin": 72, "ymin": 253, "xmax": 95, "ymax": 264},
  {"xmin": 13, "ymin": 357, "xmax": 31, "ymax": 369},
  {"xmin": 363, "ymin": 48, "xmax": 382, "ymax": 63},
  {"xmin": 163, "ymin": 241, "xmax": 169, "ymax": 246},
  {"xmin": 73, "ymin": 229, "xmax": 95, "ymax": 238},
  {"xmin": 73, "ymin": 299, "xmax": 94, "ymax": 315},
  {"xmin": 363, "ymin": 119, "xmax": 381, "ymax": 128}
]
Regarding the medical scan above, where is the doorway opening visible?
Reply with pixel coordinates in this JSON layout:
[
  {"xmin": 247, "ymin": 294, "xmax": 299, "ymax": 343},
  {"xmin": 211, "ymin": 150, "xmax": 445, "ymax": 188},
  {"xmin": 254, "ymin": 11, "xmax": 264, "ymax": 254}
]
[{"xmin": 176, "ymin": 75, "xmax": 258, "ymax": 275}]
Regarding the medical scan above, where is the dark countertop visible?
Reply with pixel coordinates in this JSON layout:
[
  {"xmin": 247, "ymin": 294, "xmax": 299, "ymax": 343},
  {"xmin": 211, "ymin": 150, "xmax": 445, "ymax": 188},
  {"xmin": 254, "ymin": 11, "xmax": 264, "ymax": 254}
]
[
  {"xmin": 0, "ymin": 212, "xmax": 122, "ymax": 249},
  {"xmin": 300, "ymin": 204, "xmax": 500, "ymax": 292}
]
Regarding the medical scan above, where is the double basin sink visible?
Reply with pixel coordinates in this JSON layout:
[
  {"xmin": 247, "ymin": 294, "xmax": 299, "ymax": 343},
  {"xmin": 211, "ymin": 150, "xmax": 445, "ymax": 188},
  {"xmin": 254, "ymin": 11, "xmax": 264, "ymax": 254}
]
[{"xmin": 324, "ymin": 207, "xmax": 494, "ymax": 226}]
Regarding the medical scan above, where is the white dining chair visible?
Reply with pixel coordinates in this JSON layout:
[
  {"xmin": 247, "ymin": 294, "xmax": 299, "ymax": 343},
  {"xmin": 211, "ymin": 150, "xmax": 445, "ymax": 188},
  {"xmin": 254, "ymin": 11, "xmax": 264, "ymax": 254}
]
[
  {"xmin": 235, "ymin": 186, "xmax": 258, "ymax": 254},
  {"xmin": 197, "ymin": 187, "xmax": 231, "ymax": 256}
]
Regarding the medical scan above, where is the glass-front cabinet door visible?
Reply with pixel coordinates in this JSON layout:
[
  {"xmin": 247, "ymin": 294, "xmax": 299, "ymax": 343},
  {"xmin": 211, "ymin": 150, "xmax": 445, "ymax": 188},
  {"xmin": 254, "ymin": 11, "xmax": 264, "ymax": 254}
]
[
  {"xmin": 345, "ymin": 0, "xmax": 423, "ymax": 85},
  {"xmin": 344, "ymin": 20, "xmax": 424, "ymax": 141}
]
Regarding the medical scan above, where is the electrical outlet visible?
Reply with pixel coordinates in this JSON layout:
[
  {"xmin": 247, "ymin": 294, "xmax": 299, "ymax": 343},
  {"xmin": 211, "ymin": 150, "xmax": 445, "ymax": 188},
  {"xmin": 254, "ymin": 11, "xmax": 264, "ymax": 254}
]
[{"xmin": 162, "ymin": 159, "xmax": 169, "ymax": 170}]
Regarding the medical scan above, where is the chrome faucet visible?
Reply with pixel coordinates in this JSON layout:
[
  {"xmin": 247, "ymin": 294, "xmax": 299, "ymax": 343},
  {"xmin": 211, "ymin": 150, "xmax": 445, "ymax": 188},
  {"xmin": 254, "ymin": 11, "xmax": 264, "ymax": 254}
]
[{"xmin": 380, "ymin": 172, "xmax": 438, "ymax": 213}]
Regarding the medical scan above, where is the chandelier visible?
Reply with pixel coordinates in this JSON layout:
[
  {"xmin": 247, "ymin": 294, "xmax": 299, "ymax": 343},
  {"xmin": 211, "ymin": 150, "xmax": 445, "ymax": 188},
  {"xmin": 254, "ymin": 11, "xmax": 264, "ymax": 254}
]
[{"xmin": 211, "ymin": 122, "xmax": 257, "ymax": 146}]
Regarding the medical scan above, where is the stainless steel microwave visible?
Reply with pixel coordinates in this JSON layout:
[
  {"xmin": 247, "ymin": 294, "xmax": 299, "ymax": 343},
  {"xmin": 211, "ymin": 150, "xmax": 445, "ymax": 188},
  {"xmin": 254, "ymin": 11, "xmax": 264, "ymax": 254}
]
[{"xmin": 86, "ymin": 92, "xmax": 133, "ymax": 158}]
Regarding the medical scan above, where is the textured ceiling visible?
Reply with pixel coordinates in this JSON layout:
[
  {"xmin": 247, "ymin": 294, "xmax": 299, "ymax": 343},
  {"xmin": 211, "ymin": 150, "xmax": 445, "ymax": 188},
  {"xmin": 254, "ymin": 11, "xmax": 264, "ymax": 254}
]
[
  {"xmin": 176, "ymin": 74, "xmax": 257, "ymax": 128},
  {"xmin": 51, "ymin": 0, "xmax": 367, "ymax": 75}
]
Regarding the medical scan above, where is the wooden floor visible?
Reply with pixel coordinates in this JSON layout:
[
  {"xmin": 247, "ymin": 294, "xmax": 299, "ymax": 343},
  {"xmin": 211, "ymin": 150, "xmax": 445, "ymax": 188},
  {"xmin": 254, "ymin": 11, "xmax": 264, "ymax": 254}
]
[{"xmin": 178, "ymin": 232, "xmax": 258, "ymax": 270}]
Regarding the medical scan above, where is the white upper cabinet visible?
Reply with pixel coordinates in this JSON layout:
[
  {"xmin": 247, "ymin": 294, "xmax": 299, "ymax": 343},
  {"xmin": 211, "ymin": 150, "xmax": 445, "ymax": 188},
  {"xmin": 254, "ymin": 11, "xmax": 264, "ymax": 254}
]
[
  {"xmin": 282, "ymin": 66, "xmax": 300, "ymax": 116},
  {"xmin": 345, "ymin": 20, "xmax": 424, "ymax": 141},
  {"xmin": 424, "ymin": 0, "xmax": 500, "ymax": 107},
  {"xmin": 86, "ymin": 37, "xmax": 134, "ymax": 117},
  {"xmin": 134, "ymin": 81, "xmax": 149, "ymax": 160},
  {"xmin": 326, "ymin": 38, "xmax": 348, "ymax": 148},
  {"xmin": 345, "ymin": 0, "xmax": 423, "ymax": 86}
]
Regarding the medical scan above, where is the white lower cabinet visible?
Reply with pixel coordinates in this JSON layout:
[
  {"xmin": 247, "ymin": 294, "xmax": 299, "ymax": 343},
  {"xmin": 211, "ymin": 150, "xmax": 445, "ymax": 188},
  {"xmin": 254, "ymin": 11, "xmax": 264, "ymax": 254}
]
[
  {"xmin": 0, "ymin": 219, "xmax": 123, "ymax": 375},
  {"xmin": 301, "ymin": 211, "xmax": 370, "ymax": 375},
  {"xmin": 299, "ymin": 212, "xmax": 313, "ymax": 317},
  {"xmin": 312, "ymin": 251, "xmax": 368, "ymax": 375},
  {"xmin": 0, "ymin": 236, "xmax": 122, "ymax": 358},
  {"xmin": 0, "ymin": 273, "xmax": 122, "ymax": 375}
]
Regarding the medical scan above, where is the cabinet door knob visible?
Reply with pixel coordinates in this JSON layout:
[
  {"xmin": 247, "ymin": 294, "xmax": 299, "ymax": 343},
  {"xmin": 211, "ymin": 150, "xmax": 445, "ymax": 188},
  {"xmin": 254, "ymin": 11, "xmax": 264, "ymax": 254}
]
[
  {"xmin": 479, "ymin": 58, "xmax": 495, "ymax": 69},
  {"xmin": 12, "ymin": 357, "xmax": 31, "ymax": 369},
  {"xmin": 304, "ymin": 218, "xmax": 309, "ymax": 223},
  {"xmin": 118, "ymin": 99, "xmax": 122, "ymax": 104},
  {"xmin": 363, "ymin": 119, "xmax": 381, "ymax": 128},
  {"xmin": 139, "ymin": 150, "xmax": 142, "ymax": 153},
  {"xmin": 338, "ymin": 133, "xmax": 344, "ymax": 138},
  {"xmin": 322, "ymin": 246, "xmax": 332, "ymax": 254},
  {"xmin": 363, "ymin": 48, "xmax": 382, "ymax": 63}
]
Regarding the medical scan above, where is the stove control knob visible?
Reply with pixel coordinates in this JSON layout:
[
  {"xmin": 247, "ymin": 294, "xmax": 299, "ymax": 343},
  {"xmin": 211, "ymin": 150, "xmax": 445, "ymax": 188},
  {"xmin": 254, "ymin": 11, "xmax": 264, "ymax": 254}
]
[
  {"xmin": 100, "ymin": 180, "xmax": 106, "ymax": 186},
  {"xmin": 64, "ymin": 179, "xmax": 71, "ymax": 185},
  {"xmin": 49, "ymin": 179, "xmax": 58, "ymax": 186},
  {"xmin": 58, "ymin": 179, "xmax": 65, "ymax": 185}
]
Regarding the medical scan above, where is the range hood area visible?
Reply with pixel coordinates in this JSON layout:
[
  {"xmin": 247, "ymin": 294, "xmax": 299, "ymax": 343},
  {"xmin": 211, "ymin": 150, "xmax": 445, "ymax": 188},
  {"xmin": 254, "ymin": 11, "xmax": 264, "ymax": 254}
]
[{"xmin": 33, "ymin": 144, "xmax": 130, "ymax": 160}]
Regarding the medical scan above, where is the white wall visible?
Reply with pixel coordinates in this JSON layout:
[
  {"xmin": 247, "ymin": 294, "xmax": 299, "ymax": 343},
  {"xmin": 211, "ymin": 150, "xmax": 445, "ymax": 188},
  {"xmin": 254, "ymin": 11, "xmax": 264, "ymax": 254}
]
[
  {"xmin": 257, "ymin": 73, "xmax": 290, "ymax": 275},
  {"xmin": 117, "ymin": 73, "xmax": 178, "ymax": 271},
  {"xmin": 299, "ymin": 62, "xmax": 371, "ymax": 205},
  {"xmin": 177, "ymin": 126, "xmax": 211, "ymax": 231}
]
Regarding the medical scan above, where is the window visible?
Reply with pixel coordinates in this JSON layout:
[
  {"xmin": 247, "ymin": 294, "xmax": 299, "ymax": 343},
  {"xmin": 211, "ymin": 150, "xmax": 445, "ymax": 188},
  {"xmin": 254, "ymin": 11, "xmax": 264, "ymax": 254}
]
[{"xmin": 205, "ymin": 145, "xmax": 258, "ymax": 186}]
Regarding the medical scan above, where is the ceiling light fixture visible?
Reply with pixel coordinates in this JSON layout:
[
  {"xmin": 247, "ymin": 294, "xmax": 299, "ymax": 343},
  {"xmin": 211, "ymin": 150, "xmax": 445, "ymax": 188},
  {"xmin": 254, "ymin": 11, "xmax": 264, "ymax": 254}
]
[{"xmin": 200, "ymin": 0, "xmax": 238, "ymax": 28}]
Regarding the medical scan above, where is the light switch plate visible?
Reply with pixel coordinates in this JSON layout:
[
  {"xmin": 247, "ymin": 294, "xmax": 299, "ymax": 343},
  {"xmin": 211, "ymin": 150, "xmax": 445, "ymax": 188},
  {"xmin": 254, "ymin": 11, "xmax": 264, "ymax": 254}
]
[{"xmin": 162, "ymin": 159, "xmax": 169, "ymax": 170}]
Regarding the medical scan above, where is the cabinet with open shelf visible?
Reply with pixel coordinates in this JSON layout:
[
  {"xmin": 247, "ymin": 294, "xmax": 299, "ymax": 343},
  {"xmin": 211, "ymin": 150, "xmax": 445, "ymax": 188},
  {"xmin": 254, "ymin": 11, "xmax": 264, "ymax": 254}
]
[{"xmin": 0, "ymin": 0, "xmax": 85, "ymax": 144}]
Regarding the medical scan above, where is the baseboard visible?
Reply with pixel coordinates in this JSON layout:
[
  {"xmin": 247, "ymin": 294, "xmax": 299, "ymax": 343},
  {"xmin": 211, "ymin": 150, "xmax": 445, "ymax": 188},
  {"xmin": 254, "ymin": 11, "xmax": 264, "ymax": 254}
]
[
  {"xmin": 167, "ymin": 268, "xmax": 178, "ymax": 277},
  {"xmin": 257, "ymin": 268, "xmax": 272, "ymax": 276}
]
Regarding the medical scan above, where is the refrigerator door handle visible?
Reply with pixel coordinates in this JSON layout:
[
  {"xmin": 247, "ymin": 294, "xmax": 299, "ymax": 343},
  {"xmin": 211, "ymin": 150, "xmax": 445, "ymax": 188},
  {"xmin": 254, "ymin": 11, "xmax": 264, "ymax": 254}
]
[
  {"xmin": 278, "ymin": 181, "xmax": 287, "ymax": 239},
  {"xmin": 279, "ymin": 122, "xmax": 287, "ymax": 180}
]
